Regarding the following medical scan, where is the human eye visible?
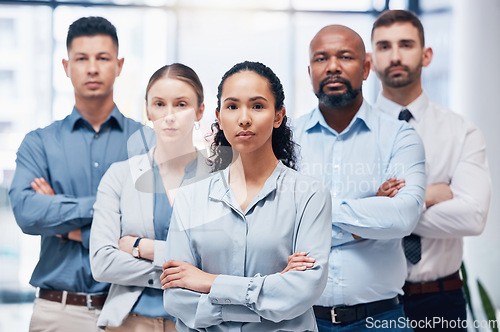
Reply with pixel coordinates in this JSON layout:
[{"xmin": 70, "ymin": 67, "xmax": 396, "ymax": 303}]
[
  {"xmin": 253, "ymin": 104, "xmax": 264, "ymax": 110},
  {"xmin": 377, "ymin": 43, "xmax": 390, "ymax": 51},
  {"xmin": 154, "ymin": 101, "xmax": 164, "ymax": 107},
  {"xmin": 314, "ymin": 56, "xmax": 326, "ymax": 62},
  {"xmin": 178, "ymin": 101, "xmax": 187, "ymax": 108},
  {"xmin": 227, "ymin": 104, "xmax": 238, "ymax": 110}
]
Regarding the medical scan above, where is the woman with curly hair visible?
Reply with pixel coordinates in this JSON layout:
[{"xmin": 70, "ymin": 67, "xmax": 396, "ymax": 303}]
[{"xmin": 161, "ymin": 61, "xmax": 332, "ymax": 331}]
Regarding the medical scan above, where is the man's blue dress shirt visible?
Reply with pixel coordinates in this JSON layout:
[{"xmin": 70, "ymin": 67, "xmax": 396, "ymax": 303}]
[
  {"xmin": 293, "ymin": 101, "xmax": 426, "ymax": 307},
  {"xmin": 9, "ymin": 106, "xmax": 143, "ymax": 294}
]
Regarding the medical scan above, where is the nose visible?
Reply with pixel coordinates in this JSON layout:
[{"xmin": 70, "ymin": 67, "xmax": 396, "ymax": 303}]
[
  {"xmin": 326, "ymin": 57, "xmax": 341, "ymax": 75},
  {"xmin": 87, "ymin": 58, "xmax": 98, "ymax": 76},
  {"xmin": 390, "ymin": 47, "xmax": 402, "ymax": 64},
  {"xmin": 238, "ymin": 108, "xmax": 251, "ymax": 127},
  {"xmin": 163, "ymin": 106, "xmax": 175, "ymax": 123}
]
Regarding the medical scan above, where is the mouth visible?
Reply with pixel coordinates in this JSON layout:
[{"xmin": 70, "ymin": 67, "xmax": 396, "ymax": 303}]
[
  {"xmin": 387, "ymin": 66, "xmax": 408, "ymax": 77},
  {"xmin": 162, "ymin": 128, "xmax": 178, "ymax": 134},
  {"xmin": 85, "ymin": 81, "xmax": 102, "ymax": 89},
  {"xmin": 236, "ymin": 131, "xmax": 255, "ymax": 140},
  {"xmin": 321, "ymin": 76, "xmax": 348, "ymax": 90}
]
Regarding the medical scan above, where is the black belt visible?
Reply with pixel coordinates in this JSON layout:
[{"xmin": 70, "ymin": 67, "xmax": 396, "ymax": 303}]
[
  {"xmin": 313, "ymin": 296, "xmax": 399, "ymax": 324},
  {"xmin": 38, "ymin": 288, "xmax": 107, "ymax": 309}
]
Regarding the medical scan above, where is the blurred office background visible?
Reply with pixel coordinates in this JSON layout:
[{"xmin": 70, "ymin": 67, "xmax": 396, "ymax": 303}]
[{"xmin": 0, "ymin": 0, "xmax": 498, "ymax": 330}]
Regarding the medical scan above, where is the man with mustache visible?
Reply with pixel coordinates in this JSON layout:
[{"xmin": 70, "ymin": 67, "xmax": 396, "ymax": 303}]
[
  {"xmin": 293, "ymin": 24, "xmax": 426, "ymax": 331},
  {"xmin": 9, "ymin": 17, "xmax": 146, "ymax": 331},
  {"xmin": 371, "ymin": 10, "xmax": 491, "ymax": 330}
]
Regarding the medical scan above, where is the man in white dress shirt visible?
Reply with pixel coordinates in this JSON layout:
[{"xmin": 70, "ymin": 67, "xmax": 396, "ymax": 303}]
[{"xmin": 370, "ymin": 9, "xmax": 492, "ymax": 330}]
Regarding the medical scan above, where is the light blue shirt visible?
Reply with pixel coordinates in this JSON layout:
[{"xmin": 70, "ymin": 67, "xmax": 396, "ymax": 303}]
[
  {"xmin": 9, "ymin": 106, "xmax": 144, "ymax": 293},
  {"xmin": 293, "ymin": 100, "xmax": 426, "ymax": 306},
  {"xmin": 131, "ymin": 158, "xmax": 197, "ymax": 321},
  {"xmin": 163, "ymin": 162, "xmax": 332, "ymax": 331}
]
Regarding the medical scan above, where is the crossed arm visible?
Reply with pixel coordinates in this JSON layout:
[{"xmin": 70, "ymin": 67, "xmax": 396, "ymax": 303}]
[{"xmin": 30, "ymin": 177, "xmax": 82, "ymax": 242}]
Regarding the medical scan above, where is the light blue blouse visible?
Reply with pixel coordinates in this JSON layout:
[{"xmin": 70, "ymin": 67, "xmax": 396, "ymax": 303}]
[{"xmin": 163, "ymin": 162, "xmax": 332, "ymax": 331}]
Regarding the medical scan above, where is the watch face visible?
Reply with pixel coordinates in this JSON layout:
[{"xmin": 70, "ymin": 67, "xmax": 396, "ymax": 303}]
[{"xmin": 132, "ymin": 247, "xmax": 139, "ymax": 258}]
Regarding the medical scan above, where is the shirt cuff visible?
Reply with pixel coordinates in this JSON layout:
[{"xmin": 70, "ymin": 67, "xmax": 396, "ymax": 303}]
[
  {"xmin": 221, "ymin": 305, "xmax": 261, "ymax": 323},
  {"xmin": 81, "ymin": 196, "xmax": 97, "ymax": 219},
  {"xmin": 153, "ymin": 240, "xmax": 167, "ymax": 267},
  {"xmin": 209, "ymin": 274, "xmax": 260, "ymax": 306}
]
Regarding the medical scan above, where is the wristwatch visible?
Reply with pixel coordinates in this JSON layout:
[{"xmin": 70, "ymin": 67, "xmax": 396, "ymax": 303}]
[{"xmin": 132, "ymin": 237, "xmax": 143, "ymax": 258}]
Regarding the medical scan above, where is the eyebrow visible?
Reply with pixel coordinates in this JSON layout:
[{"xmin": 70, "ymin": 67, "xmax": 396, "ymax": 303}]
[
  {"xmin": 72, "ymin": 51, "xmax": 113, "ymax": 57},
  {"xmin": 249, "ymin": 96, "xmax": 268, "ymax": 102},
  {"xmin": 400, "ymin": 39, "xmax": 417, "ymax": 44},
  {"xmin": 223, "ymin": 96, "xmax": 268, "ymax": 103},
  {"xmin": 376, "ymin": 39, "xmax": 416, "ymax": 45},
  {"xmin": 312, "ymin": 51, "xmax": 327, "ymax": 57}
]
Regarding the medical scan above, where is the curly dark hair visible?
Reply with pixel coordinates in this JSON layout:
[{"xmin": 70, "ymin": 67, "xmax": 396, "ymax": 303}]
[{"xmin": 209, "ymin": 61, "xmax": 297, "ymax": 171}]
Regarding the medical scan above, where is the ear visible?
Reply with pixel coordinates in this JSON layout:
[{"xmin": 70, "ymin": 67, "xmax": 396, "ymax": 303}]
[
  {"xmin": 422, "ymin": 47, "xmax": 433, "ymax": 68},
  {"xmin": 196, "ymin": 103, "xmax": 205, "ymax": 122},
  {"xmin": 215, "ymin": 109, "xmax": 222, "ymax": 130},
  {"xmin": 307, "ymin": 65, "xmax": 311, "ymax": 79},
  {"xmin": 366, "ymin": 52, "xmax": 375, "ymax": 72},
  {"xmin": 116, "ymin": 57, "xmax": 125, "ymax": 77},
  {"xmin": 362, "ymin": 56, "xmax": 371, "ymax": 80},
  {"xmin": 62, "ymin": 59, "xmax": 70, "ymax": 78},
  {"xmin": 273, "ymin": 107, "xmax": 286, "ymax": 128}
]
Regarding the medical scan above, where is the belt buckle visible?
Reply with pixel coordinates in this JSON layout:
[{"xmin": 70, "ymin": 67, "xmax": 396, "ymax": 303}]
[
  {"xmin": 86, "ymin": 293, "xmax": 95, "ymax": 310},
  {"xmin": 85, "ymin": 292, "xmax": 105, "ymax": 310},
  {"xmin": 330, "ymin": 307, "xmax": 340, "ymax": 324}
]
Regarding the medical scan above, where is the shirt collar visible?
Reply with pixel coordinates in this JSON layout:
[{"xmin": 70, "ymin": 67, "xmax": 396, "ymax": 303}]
[
  {"xmin": 209, "ymin": 161, "xmax": 286, "ymax": 208},
  {"xmin": 304, "ymin": 99, "xmax": 372, "ymax": 134},
  {"xmin": 67, "ymin": 105, "xmax": 124, "ymax": 132},
  {"xmin": 375, "ymin": 91, "xmax": 429, "ymax": 122}
]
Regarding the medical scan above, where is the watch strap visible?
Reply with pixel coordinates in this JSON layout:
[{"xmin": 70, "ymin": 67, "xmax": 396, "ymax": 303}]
[{"xmin": 133, "ymin": 237, "xmax": 143, "ymax": 248}]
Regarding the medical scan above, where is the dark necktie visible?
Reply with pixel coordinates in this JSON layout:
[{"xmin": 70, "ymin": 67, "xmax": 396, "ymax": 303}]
[
  {"xmin": 403, "ymin": 233, "xmax": 421, "ymax": 264},
  {"xmin": 398, "ymin": 108, "xmax": 421, "ymax": 264},
  {"xmin": 398, "ymin": 108, "xmax": 413, "ymax": 122}
]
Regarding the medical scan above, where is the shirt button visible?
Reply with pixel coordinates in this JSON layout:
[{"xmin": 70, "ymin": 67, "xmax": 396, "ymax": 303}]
[
  {"xmin": 332, "ymin": 192, "xmax": 337, "ymax": 198},
  {"xmin": 335, "ymin": 278, "xmax": 340, "ymax": 284},
  {"xmin": 90, "ymin": 209, "xmax": 94, "ymax": 216},
  {"xmin": 334, "ymin": 164, "xmax": 340, "ymax": 169},
  {"xmin": 225, "ymin": 299, "xmax": 231, "ymax": 304},
  {"xmin": 148, "ymin": 279, "xmax": 154, "ymax": 285},
  {"xmin": 213, "ymin": 298, "xmax": 218, "ymax": 303},
  {"xmin": 94, "ymin": 134, "xmax": 100, "ymax": 139},
  {"xmin": 335, "ymin": 248, "xmax": 339, "ymax": 253},
  {"xmin": 93, "ymin": 162, "xmax": 99, "ymax": 168},
  {"xmin": 338, "ymin": 232, "xmax": 343, "ymax": 237}
]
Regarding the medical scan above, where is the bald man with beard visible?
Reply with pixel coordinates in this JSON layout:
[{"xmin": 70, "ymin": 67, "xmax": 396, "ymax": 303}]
[{"xmin": 293, "ymin": 25, "xmax": 426, "ymax": 331}]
